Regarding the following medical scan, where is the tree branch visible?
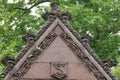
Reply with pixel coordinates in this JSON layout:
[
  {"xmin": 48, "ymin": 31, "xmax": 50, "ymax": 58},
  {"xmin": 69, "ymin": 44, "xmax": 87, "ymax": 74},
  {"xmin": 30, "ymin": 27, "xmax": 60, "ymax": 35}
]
[
  {"xmin": 14, "ymin": 7, "xmax": 28, "ymax": 11},
  {"xmin": 17, "ymin": 0, "xmax": 50, "ymax": 20}
]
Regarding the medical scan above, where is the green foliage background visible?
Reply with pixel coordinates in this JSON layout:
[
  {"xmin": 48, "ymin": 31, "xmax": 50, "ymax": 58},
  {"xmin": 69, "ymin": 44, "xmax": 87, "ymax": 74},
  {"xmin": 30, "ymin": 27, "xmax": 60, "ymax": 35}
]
[{"xmin": 0, "ymin": 0, "xmax": 120, "ymax": 79}]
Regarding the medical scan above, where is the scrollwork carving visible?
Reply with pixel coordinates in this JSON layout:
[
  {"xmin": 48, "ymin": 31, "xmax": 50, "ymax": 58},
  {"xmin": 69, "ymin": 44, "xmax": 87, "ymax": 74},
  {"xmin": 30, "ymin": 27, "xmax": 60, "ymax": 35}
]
[
  {"xmin": 12, "ymin": 33, "xmax": 57, "ymax": 80},
  {"xmin": 60, "ymin": 33, "xmax": 107, "ymax": 80},
  {"xmin": 39, "ymin": 33, "xmax": 57, "ymax": 50}
]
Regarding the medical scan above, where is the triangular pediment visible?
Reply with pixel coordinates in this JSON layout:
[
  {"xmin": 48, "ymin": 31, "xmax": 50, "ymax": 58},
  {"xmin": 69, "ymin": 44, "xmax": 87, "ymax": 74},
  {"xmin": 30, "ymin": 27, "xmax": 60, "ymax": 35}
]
[
  {"xmin": 1, "ymin": 2, "xmax": 118, "ymax": 80},
  {"xmin": 4, "ymin": 19, "xmax": 112, "ymax": 80},
  {"xmin": 3, "ymin": 19, "xmax": 115, "ymax": 80},
  {"xmin": 23, "ymin": 36, "xmax": 97, "ymax": 80}
]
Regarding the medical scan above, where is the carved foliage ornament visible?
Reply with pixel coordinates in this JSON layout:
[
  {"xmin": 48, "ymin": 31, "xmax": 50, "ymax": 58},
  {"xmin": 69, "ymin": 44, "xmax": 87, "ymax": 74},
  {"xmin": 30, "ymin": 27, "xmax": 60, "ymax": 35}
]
[
  {"xmin": 42, "ymin": 2, "xmax": 71, "ymax": 21},
  {"xmin": 61, "ymin": 21, "xmax": 118, "ymax": 80},
  {"xmin": 11, "ymin": 33, "xmax": 57, "ymax": 80},
  {"xmin": 60, "ymin": 33, "xmax": 107, "ymax": 80}
]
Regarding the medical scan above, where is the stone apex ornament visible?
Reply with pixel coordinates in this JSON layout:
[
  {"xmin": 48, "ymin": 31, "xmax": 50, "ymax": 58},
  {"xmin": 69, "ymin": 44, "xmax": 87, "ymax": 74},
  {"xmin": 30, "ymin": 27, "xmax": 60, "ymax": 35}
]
[
  {"xmin": 42, "ymin": 2, "xmax": 72, "ymax": 20},
  {"xmin": 50, "ymin": 2, "xmax": 60, "ymax": 13}
]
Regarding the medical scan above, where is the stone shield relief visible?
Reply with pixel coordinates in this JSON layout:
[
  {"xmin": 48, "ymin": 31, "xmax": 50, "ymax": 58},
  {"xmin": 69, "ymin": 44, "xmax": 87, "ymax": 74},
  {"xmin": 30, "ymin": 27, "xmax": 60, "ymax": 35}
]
[{"xmin": 50, "ymin": 62, "xmax": 68, "ymax": 79}]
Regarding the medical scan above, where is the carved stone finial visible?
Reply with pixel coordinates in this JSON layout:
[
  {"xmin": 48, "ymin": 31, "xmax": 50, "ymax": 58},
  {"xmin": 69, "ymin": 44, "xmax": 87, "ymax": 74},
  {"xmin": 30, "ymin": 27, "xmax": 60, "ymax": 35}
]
[
  {"xmin": 42, "ymin": 2, "xmax": 72, "ymax": 21},
  {"xmin": 51, "ymin": 2, "xmax": 60, "ymax": 13}
]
